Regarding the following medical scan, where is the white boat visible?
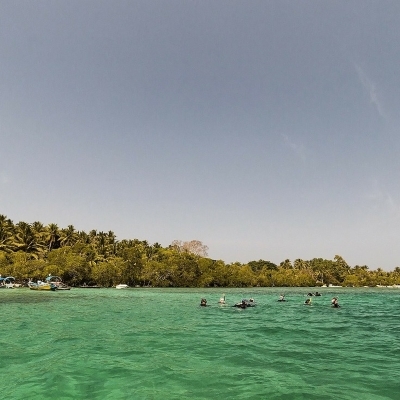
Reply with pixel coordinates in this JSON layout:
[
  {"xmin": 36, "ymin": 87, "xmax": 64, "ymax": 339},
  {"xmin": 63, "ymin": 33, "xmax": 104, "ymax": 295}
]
[
  {"xmin": 45, "ymin": 275, "xmax": 71, "ymax": 290},
  {"xmin": 0, "ymin": 276, "xmax": 16, "ymax": 289},
  {"xmin": 116, "ymin": 284, "xmax": 129, "ymax": 289},
  {"xmin": 28, "ymin": 279, "xmax": 55, "ymax": 291}
]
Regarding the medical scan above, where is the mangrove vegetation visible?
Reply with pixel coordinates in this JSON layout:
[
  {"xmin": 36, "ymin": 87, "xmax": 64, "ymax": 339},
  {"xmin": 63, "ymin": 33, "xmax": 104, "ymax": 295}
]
[{"xmin": 0, "ymin": 215, "xmax": 399, "ymax": 287}]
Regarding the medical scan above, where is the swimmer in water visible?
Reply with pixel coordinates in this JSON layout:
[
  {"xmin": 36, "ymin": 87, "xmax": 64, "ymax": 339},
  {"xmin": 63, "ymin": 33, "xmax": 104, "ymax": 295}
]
[
  {"xmin": 304, "ymin": 298, "xmax": 312, "ymax": 305},
  {"xmin": 233, "ymin": 299, "xmax": 248, "ymax": 308},
  {"xmin": 331, "ymin": 297, "xmax": 340, "ymax": 308},
  {"xmin": 200, "ymin": 298, "xmax": 207, "ymax": 307}
]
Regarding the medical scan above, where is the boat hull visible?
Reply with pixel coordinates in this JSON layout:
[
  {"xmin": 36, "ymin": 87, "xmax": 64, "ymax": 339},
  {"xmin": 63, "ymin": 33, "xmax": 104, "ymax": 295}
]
[
  {"xmin": 116, "ymin": 284, "xmax": 129, "ymax": 289},
  {"xmin": 28, "ymin": 284, "xmax": 55, "ymax": 291}
]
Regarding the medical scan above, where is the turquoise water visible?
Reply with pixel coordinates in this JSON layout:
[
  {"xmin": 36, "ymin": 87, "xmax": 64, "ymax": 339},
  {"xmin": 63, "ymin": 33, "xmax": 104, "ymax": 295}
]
[{"xmin": 1, "ymin": 287, "xmax": 399, "ymax": 399}]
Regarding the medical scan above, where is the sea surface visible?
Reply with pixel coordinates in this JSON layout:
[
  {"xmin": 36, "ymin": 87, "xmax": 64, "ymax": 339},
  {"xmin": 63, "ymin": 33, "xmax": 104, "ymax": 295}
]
[{"xmin": 0, "ymin": 287, "xmax": 399, "ymax": 399}]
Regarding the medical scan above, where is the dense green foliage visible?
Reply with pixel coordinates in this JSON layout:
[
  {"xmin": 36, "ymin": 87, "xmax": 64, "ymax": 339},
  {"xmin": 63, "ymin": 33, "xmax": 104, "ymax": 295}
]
[{"xmin": 1, "ymin": 215, "xmax": 399, "ymax": 287}]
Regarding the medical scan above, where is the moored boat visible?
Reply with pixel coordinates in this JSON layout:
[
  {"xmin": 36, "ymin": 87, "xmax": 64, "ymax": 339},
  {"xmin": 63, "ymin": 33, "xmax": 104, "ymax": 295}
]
[
  {"xmin": 0, "ymin": 276, "xmax": 16, "ymax": 289},
  {"xmin": 28, "ymin": 280, "xmax": 56, "ymax": 291},
  {"xmin": 115, "ymin": 284, "xmax": 129, "ymax": 289},
  {"xmin": 45, "ymin": 275, "xmax": 71, "ymax": 290}
]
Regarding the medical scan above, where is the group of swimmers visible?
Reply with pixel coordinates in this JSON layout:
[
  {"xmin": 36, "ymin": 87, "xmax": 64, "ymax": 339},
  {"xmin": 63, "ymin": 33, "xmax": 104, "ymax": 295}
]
[
  {"xmin": 304, "ymin": 295, "xmax": 340, "ymax": 307},
  {"xmin": 200, "ymin": 296, "xmax": 255, "ymax": 308},
  {"xmin": 200, "ymin": 294, "xmax": 341, "ymax": 308},
  {"xmin": 233, "ymin": 298, "xmax": 256, "ymax": 308}
]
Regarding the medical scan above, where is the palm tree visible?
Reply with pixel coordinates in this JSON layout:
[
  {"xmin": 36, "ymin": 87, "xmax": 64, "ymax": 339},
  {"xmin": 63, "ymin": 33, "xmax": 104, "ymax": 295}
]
[
  {"xmin": 32, "ymin": 221, "xmax": 48, "ymax": 250},
  {"xmin": 46, "ymin": 223, "xmax": 60, "ymax": 251},
  {"xmin": 96, "ymin": 231, "xmax": 108, "ymax": 258},
  {"xmin": 279, "ymin": 259, "xmax": 292, "ymax": 269},
  {"xmin": 88, "ymin": 230, "xmax": 98, "ymax": 245},
  {"xmin": 76, "ymin": 231, "xmax": 90, "ymax": 245},
  {"xmin": 13, "ymin": 221, "xmax": 45, "ymax": 258},
  {"xmin": 107, "ymin": 231, "xmax": 118, "ymax": 256},
  {"xmin": 0, "ymin": 214, "xmax": 14, "ymax": 253},
  {"xmin": 333, "ymin": 255, "xmax": 350, "ymax": 283},
  {"xmin": 59, "ymin": 225, "xmax": 78, "ymax": 247},
  {"xmin": 146, "ymin": 242, "xmax": 162, "ymax": 260}
]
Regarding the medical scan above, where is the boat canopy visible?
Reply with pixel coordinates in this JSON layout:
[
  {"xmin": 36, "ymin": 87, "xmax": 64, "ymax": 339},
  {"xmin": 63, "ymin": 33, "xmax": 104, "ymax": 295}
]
[
  {"xmin": 0, "ymin": 276, "xmax": 15, "ymax": 282},
  {"xmin": 46, "ymin": 275, "xmax": 62, "ymax": 282}
]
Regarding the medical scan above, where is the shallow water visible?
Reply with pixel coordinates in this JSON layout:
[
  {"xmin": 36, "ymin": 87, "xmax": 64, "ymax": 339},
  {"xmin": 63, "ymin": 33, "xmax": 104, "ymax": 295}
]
[{"xmin": 1, "ymin": 287, "xmax": 399, "ymax": 399}]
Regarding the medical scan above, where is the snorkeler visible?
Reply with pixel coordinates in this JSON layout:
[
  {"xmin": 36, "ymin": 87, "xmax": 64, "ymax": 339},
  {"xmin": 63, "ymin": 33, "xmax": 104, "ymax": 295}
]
[
  {"xmin": 233, "ymin": 299, "xmax": 256, "ymax": 308},
  {"xmin": 331, "ymin": 297, "xmax": 340, "ymax": 308},
  {"xmin": 239, "ymin": 299, "xmax": 247, "ymax": 308},
  {"xmin": 233, "ymin": 300, "xmax": 246, "ymax": 308}
]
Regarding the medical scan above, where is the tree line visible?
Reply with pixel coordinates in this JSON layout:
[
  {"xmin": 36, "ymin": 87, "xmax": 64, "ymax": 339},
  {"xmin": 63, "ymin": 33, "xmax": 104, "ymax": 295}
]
[{"xmin": 0, "ymin": 215, "xmax": 399, "ymax": 287}]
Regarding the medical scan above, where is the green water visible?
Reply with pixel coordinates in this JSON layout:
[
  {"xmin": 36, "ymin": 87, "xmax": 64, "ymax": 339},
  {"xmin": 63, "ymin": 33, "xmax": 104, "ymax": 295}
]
[{"xmin": 1, "ymin": 287, "xmax": 399, "ymax": 399}]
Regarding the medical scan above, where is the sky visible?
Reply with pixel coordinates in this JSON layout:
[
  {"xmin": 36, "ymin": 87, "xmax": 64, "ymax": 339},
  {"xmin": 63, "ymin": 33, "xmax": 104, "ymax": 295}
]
[{"xmin": 1, "ymin": 1, "xmax": 399, "ymax": 270}]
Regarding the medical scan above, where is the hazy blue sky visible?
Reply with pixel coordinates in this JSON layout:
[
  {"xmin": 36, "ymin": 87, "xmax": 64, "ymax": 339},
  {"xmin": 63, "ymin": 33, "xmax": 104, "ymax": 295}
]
[{"xmin": 1, "ymin": 1, "xmax": 399, "ymax": 270}]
